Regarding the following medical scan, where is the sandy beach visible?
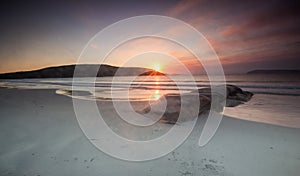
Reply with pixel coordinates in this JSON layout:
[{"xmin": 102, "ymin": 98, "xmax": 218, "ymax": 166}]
[{"xmin": 1, "ymin": 87, "xmax": 299, "ymax": 176}]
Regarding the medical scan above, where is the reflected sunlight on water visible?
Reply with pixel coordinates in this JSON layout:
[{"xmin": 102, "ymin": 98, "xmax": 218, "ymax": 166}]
[{"xmin": 1, "ymin": 74, "xmax": 300, "ymax": 127}]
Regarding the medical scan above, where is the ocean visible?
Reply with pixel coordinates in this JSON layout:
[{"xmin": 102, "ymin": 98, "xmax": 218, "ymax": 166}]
[{"xmin": 1, "ymin": 74, "xmax": 299, "ymax": 128}]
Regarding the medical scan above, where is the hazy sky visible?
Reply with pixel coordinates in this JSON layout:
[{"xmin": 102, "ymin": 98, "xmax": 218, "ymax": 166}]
[{"xmin": 0, "ymin": 0, "xmax": 299, "ymax": 74}]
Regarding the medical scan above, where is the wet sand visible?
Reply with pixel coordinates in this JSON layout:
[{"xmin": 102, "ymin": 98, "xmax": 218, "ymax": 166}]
[{"xmin": 0, "ymin": 88, "xmax": 299, "ymax": 176}]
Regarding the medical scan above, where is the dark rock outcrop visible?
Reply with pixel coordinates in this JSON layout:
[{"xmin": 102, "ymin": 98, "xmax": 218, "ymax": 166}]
[{"xmin": 138, "ymin": 84, "xmax": 253, "ymax": 124}]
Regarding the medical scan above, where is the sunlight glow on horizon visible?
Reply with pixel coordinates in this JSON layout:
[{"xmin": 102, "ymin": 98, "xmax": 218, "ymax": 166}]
[{"xmin": 153, "ymin": 64, "xmax": 161, "ymax": 72}]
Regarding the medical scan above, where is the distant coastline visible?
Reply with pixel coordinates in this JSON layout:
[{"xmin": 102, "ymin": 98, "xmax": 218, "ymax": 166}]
[
  {"xmin": 247, "ymin": 69, "xmax": 300, "ymax": 75},
  {"xmin": 0, "ymin": 64, "xmax": 165, "ymax": 79}
]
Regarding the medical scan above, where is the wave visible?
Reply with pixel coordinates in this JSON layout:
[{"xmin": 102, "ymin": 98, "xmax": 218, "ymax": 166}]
[{"xmin": 3, "ymin": 78, "xmax": 300, "ymax": 97}]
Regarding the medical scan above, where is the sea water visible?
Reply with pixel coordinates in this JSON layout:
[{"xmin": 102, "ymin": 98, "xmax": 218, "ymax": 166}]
[{"xmin": 1, "ymin": 74, "xmax": 299, "ymax": 128}]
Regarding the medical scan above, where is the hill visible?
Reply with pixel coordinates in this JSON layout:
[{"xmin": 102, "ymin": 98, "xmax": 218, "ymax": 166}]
[{"xmin": 0, "ymin": 64, "xmax": 165, "ymax": 79}]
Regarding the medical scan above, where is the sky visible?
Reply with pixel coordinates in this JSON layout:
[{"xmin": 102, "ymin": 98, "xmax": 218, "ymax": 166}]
[{"xmin": 0, "ymin": 0, "xmax": 299, "ymax": 74}]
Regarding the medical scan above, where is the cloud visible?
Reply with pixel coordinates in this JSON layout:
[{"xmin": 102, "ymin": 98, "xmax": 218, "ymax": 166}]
[
  {"xmin": 166, "ymin": 0, "xmax": 202, "ymax": 17},
  {"xmin": 165, "ymin": 0, "xmax": 300, "ymax": 73}
]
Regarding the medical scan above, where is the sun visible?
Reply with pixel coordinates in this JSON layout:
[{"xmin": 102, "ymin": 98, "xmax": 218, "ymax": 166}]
[{"xmin": 153, "ymin": 64, "xmax": 161, "ymax": 72}]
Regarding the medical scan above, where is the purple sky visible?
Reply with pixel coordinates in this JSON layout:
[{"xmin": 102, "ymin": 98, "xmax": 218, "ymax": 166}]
[{"xmin": 0, "ymin": 0, "xmax": 299, "ymax": 74}]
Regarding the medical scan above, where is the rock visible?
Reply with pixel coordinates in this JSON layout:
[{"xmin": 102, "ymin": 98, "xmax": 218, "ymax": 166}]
[
  {"xmin": 138, "ymin": 84, "xmax": 253, "ymax": 124},
  {"xmin": 225, "ymin": 84, "xmax": 253, "ymax": 107}
]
